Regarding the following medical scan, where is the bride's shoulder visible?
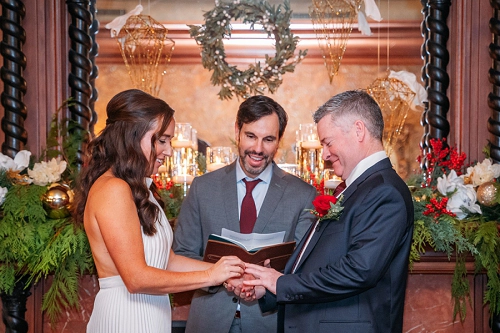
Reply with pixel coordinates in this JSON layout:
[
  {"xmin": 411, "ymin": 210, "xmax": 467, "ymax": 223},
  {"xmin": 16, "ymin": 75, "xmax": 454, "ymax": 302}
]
[{"xmin": 90, "ymin": 171, "xmax": 132, "ymax": 198}]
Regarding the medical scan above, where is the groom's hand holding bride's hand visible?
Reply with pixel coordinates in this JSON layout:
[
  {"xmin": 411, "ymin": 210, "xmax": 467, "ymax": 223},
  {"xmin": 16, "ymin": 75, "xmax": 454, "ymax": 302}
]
[
  {"xmin": 224, "ymin": 273, "xmax": 257, "ymax": 301},
  {"xmin": 243, "ymin": 259, "xmax": 283, "ymax": 295}
]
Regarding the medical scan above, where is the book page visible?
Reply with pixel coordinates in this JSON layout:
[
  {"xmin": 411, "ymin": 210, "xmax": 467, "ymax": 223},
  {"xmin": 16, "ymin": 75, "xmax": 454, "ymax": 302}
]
[{"xmin": 220, "ymin": 228, "xmax": 286, "ymax": 252}]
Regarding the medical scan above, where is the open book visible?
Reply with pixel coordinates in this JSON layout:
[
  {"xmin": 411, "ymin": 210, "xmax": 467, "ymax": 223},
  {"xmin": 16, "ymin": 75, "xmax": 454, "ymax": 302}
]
[
  {"xmin": 203, "ymin": 229, "xmax": 296, "ymax": 271},
  {"xmin": 212, "ymin": 228, "xmax": 286, "ymax": 252}
]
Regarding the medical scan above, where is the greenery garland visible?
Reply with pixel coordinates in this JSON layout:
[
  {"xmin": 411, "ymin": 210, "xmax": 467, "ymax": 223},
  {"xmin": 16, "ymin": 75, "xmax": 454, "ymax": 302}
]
[
  {"xmin": 0, "ymin": 100, "xmax": 94, "ymax": 324},
  {"xmin": 188, "ymin": 0, "xmax": 307, "ymax": 100},
  {"xmin": 407, "ymin": 141, "xmax": 500, "ymax": 322}
]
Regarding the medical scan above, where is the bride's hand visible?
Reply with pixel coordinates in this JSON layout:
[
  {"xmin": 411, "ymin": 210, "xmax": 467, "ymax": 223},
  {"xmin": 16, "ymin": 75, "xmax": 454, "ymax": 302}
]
[{"xmin": 207, "ymin": 256, "xmax": 244, "ymax": 286}]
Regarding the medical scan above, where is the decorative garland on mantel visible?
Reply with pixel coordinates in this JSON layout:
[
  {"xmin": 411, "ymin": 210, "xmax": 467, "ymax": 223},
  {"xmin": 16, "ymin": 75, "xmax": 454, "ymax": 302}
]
[{"xmin": 188, "ymin": 0, "xmax": 307, "ymax": 100}]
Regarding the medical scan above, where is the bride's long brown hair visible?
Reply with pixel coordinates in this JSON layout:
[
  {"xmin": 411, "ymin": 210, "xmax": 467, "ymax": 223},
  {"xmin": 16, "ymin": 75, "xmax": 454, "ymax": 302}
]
[{"xmin": 74, "ymin": 89, "xmax": 175, "ymax": 236}]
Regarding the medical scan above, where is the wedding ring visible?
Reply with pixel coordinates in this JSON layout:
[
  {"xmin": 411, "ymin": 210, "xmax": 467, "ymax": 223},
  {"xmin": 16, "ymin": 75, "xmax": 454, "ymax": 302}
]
[{"xmin": 223, "ymin": 282, "xmax": 228, "ymax": 288}]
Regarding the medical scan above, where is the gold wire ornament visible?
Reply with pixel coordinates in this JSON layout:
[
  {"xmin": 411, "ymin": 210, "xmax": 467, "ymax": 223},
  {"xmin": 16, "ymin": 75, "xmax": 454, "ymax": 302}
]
[
  {"xmin": 366, "ymin": 77, "xmax": 416, "ymax": 157},
  {"xmin": 309, "ymin": 0, "xmax": 358, "ymax": 83},
  {"xmin": 114, "ymin": 15, "xmax": 175, "ymax": 96}
]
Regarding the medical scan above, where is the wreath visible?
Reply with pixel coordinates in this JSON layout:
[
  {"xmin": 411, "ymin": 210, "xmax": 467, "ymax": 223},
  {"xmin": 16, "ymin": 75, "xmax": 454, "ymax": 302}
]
[{"xmin": 188, "ymin": 0, "xmax": 307, "ymax": 100}]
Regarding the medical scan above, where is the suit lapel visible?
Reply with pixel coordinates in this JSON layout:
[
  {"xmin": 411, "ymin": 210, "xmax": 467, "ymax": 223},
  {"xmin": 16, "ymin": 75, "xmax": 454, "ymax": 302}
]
[
  {"xmin": 252, "ymin": 164, "xmax": 287, "ymax": 233},
  {"xmin": 292, "ymin": 158, "xmax": 393, "ymax": 272},
  {"xmin": 222, "ymin": 162, "xmax": 240, "ymax": 231},
  {"xmin": 284, "ymin": 222, "xmax": 315, "ymax": 274}
]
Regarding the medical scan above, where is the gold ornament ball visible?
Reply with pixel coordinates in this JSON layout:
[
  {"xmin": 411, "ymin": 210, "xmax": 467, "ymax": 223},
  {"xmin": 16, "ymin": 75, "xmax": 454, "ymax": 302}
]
[
  {"xmin": 476, "ymin": 182, "xmax": 498, "ymax": 207},
  {"xmin": 42, "ymin": 184, "xmax": 73, "ymax": 218}
]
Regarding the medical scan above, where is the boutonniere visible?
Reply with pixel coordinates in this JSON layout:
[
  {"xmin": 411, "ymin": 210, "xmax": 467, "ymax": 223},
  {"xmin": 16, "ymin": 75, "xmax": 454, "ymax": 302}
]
[{"xmin": 307, "ymin": 194, "xmax": 344, "ymax": 226}]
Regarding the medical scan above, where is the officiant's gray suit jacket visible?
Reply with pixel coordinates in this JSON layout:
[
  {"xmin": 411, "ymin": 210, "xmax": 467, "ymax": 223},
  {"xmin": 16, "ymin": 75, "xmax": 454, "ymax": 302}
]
[{"xmin": 173, "ymin": 161, "xmax": 317, "ymax": 333}]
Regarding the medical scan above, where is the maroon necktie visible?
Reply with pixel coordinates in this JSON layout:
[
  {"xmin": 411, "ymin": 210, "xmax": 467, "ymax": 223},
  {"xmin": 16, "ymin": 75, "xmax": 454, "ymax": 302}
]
[
  {"xmin": 332, "ymin": 181, "xmax": 346, "ymax": 197},
  {"xmin": 240, "ymin": 179, "xmax": 262, "ymax": 233}
]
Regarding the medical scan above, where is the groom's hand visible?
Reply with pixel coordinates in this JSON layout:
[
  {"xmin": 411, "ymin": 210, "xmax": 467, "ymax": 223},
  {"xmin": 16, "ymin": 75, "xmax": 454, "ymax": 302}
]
[
  {"xmin": 243, "ymin": 263, "xmax": 282, "ymax": 295},
  {"xmin": 224, "ymin": 273, "xmax": 256, "ymax": 301}
]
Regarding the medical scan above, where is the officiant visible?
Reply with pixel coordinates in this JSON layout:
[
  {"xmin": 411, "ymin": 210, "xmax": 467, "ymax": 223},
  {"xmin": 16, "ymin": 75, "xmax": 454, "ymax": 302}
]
[{"xmin": 173, "ymin": 95, "xmax": 317, "ymax": 333}]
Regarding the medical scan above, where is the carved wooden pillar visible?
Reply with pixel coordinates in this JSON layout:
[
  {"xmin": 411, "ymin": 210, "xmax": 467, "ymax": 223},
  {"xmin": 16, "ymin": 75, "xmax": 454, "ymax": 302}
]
[
  {"xmin": 0, "ymin": 276, "xmax": 30, "ymax": 333},
  {"xmin": 66, "ymin": 0, "xmax": 92, "ymax": 168},
  {"xmin": 88, "ymin": 0, "xmax": 98, "ymax": 137},
  {"xmin": 0, "ymin": 0, "xmax": 26, "ymax": 158},
  {"xmin": 488, "ymin": 0, "xmax": 500, "ymax": 164},
  {"xmin": 419, "ymin": 0, "xmax": 451, "ymax": 174},
  {"xmin": 420, "ymin": 0, "xmax": 430, "ymax": 175},
  {"xmin": 488, "ymin": 3, "xmax": 500, "ymax": 329}
]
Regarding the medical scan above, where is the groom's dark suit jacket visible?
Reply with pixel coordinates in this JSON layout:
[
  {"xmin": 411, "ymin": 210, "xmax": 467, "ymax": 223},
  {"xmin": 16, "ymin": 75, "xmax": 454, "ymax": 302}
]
[{"xmin": 259, "ymin": 158, "xmax": 414, "ymax": 333}]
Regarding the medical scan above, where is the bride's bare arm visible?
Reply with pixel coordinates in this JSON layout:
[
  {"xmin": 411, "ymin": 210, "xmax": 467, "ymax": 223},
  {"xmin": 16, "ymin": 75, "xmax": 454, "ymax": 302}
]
[{"xmin": 85, "ymin": 176, "xmax": 243, "ymax": 295}]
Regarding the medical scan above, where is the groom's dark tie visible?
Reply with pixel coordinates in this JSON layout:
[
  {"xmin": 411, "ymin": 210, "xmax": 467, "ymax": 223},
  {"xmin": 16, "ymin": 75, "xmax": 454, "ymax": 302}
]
[{"xmin": 332, "ymin": 181, "xmax": 346, "ymax": 197}]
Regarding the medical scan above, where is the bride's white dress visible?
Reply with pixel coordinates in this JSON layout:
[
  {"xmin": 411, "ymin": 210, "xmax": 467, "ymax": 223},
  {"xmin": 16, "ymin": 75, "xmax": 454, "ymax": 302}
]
[{"xmin": 87, "ymin": 178, "xmax": 173, "ymax": 333}]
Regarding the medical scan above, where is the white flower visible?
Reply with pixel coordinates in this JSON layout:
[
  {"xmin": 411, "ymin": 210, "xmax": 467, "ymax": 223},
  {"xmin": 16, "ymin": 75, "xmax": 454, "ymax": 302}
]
[
  {"xmin": 437, "ymin": 169, "xmax": 481, "ymax": 219},
  {"xmin": 27, "ymin": 158, "xmax": 67, "ymax": 186},
  {"xmin": 0, "ymin": 150, "xmax": 31, "ymax": 171},
  {"xmin": 446, "ymin": 184, "xmax": 482, "ymax": 219},
  {"xmin": 0, "ymin": 186, "xmax": 8, "ymax": 204},
  {"xmin": 437, "ymin": 170, "xmax": 464, "ymax": 196},
  {"xmin": 463, "ymin": 158, "xmax": 500, "ymax": 186}
]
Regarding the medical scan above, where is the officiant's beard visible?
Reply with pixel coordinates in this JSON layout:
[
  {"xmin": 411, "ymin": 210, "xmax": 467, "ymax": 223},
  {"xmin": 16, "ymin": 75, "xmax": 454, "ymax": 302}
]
[{"xmin": 240, "ymin": 149, "xmax": 275, "ymax": 176}]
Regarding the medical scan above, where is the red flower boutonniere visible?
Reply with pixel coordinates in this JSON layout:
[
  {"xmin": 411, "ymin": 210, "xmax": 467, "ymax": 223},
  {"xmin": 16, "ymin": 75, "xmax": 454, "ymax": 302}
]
[{"xmin": 307, "ymin": 194, "xmax": 344, "ymax": 222}]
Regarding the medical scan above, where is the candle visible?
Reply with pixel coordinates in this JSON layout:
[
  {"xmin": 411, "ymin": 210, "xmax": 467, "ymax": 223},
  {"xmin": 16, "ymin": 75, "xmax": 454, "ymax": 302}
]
[
  {"xmin": 173, "ymin": 174, "xmax": 194, "ymax": 185},
  {"xmin": 324, "ymin": 178, "xmax": 342, "ymax": 189},
  {"xmin": 171, "ymin": 138, "xmax": 192, "ymax": 148},
  {"xmin": 158, "ymin": 165, "xmax": 167, "ymax": 174},
  {"xmin": 301, "ymin": 140, "xmax": 322, "ymax": 150},
  {"xmin": 277, "ymin": 163, "xmax": 298, "ymax": 175},
  {"xmin": 207, "ymin": 162, "xmax": 226, "ymax": 172}
]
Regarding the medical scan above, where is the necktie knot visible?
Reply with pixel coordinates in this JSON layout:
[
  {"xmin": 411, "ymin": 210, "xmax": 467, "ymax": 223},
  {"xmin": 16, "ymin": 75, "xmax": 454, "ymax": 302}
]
[{"xmin": 243, "ymin": 178, "xmax": 261, "ymax": 193}]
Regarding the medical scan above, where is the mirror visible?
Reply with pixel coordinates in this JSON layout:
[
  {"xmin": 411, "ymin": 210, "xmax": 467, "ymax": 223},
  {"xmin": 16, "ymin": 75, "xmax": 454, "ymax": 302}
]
[{"xmin": 93, "ymin": 0, "xmax": 425, "ymax": 179}]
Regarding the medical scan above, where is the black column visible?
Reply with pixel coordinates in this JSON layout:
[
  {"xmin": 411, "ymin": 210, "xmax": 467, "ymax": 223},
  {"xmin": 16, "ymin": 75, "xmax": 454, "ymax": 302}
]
[
  {"xmin": 0, "ymin": 0, "xmax": 26, "ymax": 158},
  {"xmin": 488, "ymin": 0, "xmax": 500, "ymax": 164},
  {"xmin": 419, "ymin": 0, "xmax": 452, "ymax": 176},
  {"xmin": 66, "ymin": 0, "xmax": 92, "ymax": 169},
  {"xmin": 0, "ymin": 276, "xmax": 31, "ymax": 333},
  {"xmin": 88, "ymin": 0, "xmax": 98, "ymax": 137}
]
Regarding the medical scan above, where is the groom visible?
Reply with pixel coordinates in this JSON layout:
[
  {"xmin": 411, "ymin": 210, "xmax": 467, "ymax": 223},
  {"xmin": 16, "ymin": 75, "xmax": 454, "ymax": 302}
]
[{"xmin": 244, "ymin": 90, "xmax": 414, "ymax": 333}]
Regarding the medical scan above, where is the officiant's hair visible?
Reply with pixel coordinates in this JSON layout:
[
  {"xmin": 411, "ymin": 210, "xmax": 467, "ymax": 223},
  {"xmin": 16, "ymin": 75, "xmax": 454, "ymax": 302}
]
[
  {"xmin": 236, "ymin": 95, "xmax": 288, "ymax": 139},
  {"xmin": 74, "ymin": 89, "xmax": 175, "ymax": 236},
  {"xmin": 313, "ymin": 90, "xmax": 384, "ymax": 141}
]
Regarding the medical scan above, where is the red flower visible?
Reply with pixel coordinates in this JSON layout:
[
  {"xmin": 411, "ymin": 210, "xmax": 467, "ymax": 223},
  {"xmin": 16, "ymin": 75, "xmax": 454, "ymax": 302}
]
[{"xmin": 312, "ymin": 195, "xmax": 338, "ymax": 216}]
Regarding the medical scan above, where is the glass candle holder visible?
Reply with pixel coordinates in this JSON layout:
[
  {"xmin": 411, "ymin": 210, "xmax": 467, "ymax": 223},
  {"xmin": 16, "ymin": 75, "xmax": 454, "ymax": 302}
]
[
  {"xmin": 171, "ymin": 146, "xmax": 196, "ymax": 188},
  {"xmin": 299, "ymin": 123, "xmax": 322, "ymax": 150},
  {"xmin": 171, "ymin": 156, "xmax": 196, "ymax": 198},
  {"xmin": 323, "ymin": 168, "xmax": 343, "ymax": 195},
  {"xmin": 206, "ymin": 146, "xmax": 234, "ymax": 172},
  {"xmin": 296, "ymin": 123, "xmax": 323, "ymax": 182},
  {"xmin": 191, "ymin": 128, "xmax": 198, "ymax": 151},
  {"xmin": 171, "ymin": 123, "xmax": 192, "ymax": 149},
  {"xmin": 277, "ymin": 163, "xmax": 299, "ymax": 176}
]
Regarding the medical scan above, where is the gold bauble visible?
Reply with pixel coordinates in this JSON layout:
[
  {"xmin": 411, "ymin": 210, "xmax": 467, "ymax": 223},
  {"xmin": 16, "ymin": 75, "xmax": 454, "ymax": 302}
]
[
  {"xmin": 42, "ymin": 183, "xmax": 73, "ymax": 219},
  {"xmin": 476, "ymin": 182, "xmax": 498, "ymax": 207}
]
